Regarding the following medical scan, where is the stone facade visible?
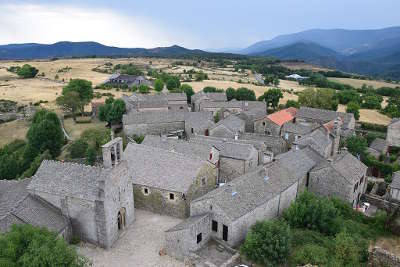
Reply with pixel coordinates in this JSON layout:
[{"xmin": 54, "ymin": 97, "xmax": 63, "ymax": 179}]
[
  {"xmin": 387, "ymin": 118, "xmax": 400, "ymax": 147},
  {"xmin": 254, "ymin": 118, "xmax": 281, "ymax": 135}
]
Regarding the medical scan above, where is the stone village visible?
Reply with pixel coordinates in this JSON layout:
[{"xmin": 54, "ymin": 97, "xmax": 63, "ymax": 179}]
[{"xmin": 2, "ymin": 78, "xmax": 400, "ymax": 265}]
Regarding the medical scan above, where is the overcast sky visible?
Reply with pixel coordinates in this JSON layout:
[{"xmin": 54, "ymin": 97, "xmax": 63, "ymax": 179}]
[{"xmin": 1, "ymin": 0, "xmax": 400, "ymax": 49}]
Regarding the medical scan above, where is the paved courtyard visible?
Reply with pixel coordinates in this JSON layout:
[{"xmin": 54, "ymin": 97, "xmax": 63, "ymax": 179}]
[{"xmin": 78, "ymin": 209, "xmax": 185, "ymax": 267}]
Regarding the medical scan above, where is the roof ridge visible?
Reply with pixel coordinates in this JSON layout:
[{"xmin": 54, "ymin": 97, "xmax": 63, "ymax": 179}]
[{"xmin": 42, "ymin": 159, "xmax": 105, "ymax": 170}]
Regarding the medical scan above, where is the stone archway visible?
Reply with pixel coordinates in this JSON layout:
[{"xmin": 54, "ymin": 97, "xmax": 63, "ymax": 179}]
[{"xmin": 117, "ymin": 207, "xmax": 126, "ymax": 231}]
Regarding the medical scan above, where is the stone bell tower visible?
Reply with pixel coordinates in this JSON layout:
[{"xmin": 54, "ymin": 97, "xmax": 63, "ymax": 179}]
[{"xmin": 102, "ymin": 137, "xmax": 123, "ymax": 168}]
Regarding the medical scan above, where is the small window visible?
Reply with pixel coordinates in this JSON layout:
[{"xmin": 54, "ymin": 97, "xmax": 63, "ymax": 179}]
[
  {"xmin": 284, "ymin": 133, "xmax": 289, "ymax": 140},
  {"xmin": 212, "ymin": 220, "xmax": 218, "ymax": 232},
  {"xmin": 169, "ymin": 193, "xmax": 175, "ymax": 200},
  {"xmin": 143, "ymin": 188, "xmax": 149, "ymax": 195},
  {"xmin": 263, "ymin": 122, "xmax": 266, "ymax": 126},
  {"xmin": 201, "ymin": 178, "xmax": 206, "ymax": 186},
  {"xmin": 210, "ymin": 205, "xmax": 213, "ymax": 210},
  {"xmin": 180, "ymin": 106, "xmax": 184, "ymax": 110},
  {"xmin": 197, "ymin": 233, "xmax": 202, "ymax": 244},
  {"xmin": 191, "ymin": 128, "xmax": 194, "ymax": 134}
]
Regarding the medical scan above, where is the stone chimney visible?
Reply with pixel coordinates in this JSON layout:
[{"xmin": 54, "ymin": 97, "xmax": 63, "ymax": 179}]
[{"xmin": 102, "ymin": 137, "xmax": 123, "ymax": 168}]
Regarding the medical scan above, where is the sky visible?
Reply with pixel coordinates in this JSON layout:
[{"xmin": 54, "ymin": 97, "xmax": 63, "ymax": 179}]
[{"xmin": 1, "ymin": 0, "xmax": 400, "ymax": 50}]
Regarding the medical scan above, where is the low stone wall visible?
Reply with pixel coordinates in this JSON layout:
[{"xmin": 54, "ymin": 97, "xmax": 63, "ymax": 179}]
[{"xmin": 369, "ymin": 246, "xmax": 400, "ymax": 267}]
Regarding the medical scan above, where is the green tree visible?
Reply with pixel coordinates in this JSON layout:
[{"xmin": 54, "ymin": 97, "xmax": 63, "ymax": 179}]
[
  {"xmin": 21, "ymin": 150, "xmax": 51, "ymax": 178},
  {"xmin": 338, "ymin": 90, "xmax": 361, "ymax": 105},
  {"xmin": 180, "ymin": 84, "xmax": 194, "ymax": 103},
  {"xmin": 98, "ymin": 98, "xmax": 126, "ymax": 125},
  {"xmin": 283, "ymin": 191, "xmax": 340, "ymax": 235},
  {"xmin": 241, "ymin": 220, "xmax": 291, "ymax": 266},
  {"xmin": 56, "ymin": 91, "xmax": 83, "ymax": 121},
  {"xmin": 285, "ymin": 100, "xmax": 300, "ymax": 108},
  {"xmin": 195, "ymin": 71, "xmax": 208, "ymax": 81},
  {"xmin": 203, "ymin": 86, "xmax": 223, "ymax": 93},
  {"xmin": 26, "ymin": 110, "xmax": 64, "ymax": 158},
  {"xmin": 234, "ymin": 87, "xmax": 256, "ymax": 101},
  {"xmin": 334, "ymin": 231, "xmax": 360, "ymax": 266},
  {"xmin": 62, "ymin": 79, "xmax": 93, "ymax": 113},
  {"xmin": 68, "ymin": 139, "xmax": 89, "ymax": 159},
  {"xmin": 138, "ymin": 84, "xmax": 150, "ymax": 94},
  {"xmin": 273, "ymin": 77, "xmax": 280, "ymax": 87},
  {"xmin": 361, "ymin": 93, "xmax": 383, "ymax": 109},
  {"xmin": 298, "ymin": 88, "xmax": 338, "ymax": 111},
  {"xmin": 0, "ymin": 140, "xmax": 26, "ymax": 180},
  {"xmin": 16, "ymin": 64, "xmax": 39, "ymax": 78},
  {"xmin": 80, "ymin": 128, "xmax": 111, "ymax": 151},
  {"xmin": 384, "ymin": 95, "xmax": 400, "ymax": 118},
  {"xmin": 346, "ymin": 101, "xmax": 360, "ymax": 120},
  {"xmin": 258, "ymin": 88, "xmax": 283, "ymax": 110},
  {"xmin": 154, "ymin": 79, "xmax": 164, "ymax": 92},
  {"xmin": 226, "ymin": 87, "xmax": 236, "ymax": 101},
  {"xmin": 0, "ymin": 224, "xmax": 89, "ymax": 267},
  {"xmin": 345, "ymin": 135, "xmax": 368, "ymax": 157},
  {"xmin": 86, "ymin": 146, "xmax": 97, "ymax": 166}
]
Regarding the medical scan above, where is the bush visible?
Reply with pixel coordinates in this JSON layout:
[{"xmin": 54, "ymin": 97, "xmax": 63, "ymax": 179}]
[
  {"xmin": 203, "ymin": 86, "xmax": 224, "ymax": 93},
  {"xmin": 86, "ymin": 146, "xmax": 97, "ymax": 166},
  {"xmin": 138, "ymin": 85, "xmax": 150, "ymax": 94},
  {"xmin": 68, "ymin": 140, "xmax": 89, "ymax": 159},
  {"xmin": 359, "ymin": 122, "xmax": 387, "ymax": 133},
  {"xmin": 80, "ymin": 128, "xmax": 111, "ymax": 152},
  {"xmin": 334, "ymin": 231, "xmax": 361, "ymax": 266},
  {"xmin": 180, "ymin": 84, "xmax": 194, "ymax": 103},
  {"xmin": 0, "ymin": 224, "xmax": 89, "ymax": 267},
  {"xmin": 346, "ymin": 101, "xmax": 360, "ymax": 120},
  {"xmin": 16, "ymin": 64, "xmax": 39, "ymax": 78},
  {"xmin": 283, "ymin": 192, "xmax": 340, "ymax": 235},
  {"xmin": 292, "ymin": 244, "xmax": 329, "ymax": 266},
  {"xmin": 241, "ymin": 220, "xmax": 291, "ymax": 266},
  {"xmin": 154, "ymin": 79, "xmax": 164, "ymax": 92}
]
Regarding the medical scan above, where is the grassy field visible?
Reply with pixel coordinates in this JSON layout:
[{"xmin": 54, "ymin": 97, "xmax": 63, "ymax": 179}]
[
  {"xmin": 328, "ymin": 77, "xmax": 399, "ymax": 89},
  {"xmin": 337, "ymin": 104, "xmax": 391, "ymax": 125},
  {"xmin": 63, "ymin": 118, "xmax": 107, "ymax": 140},
  {"xmin": 0, "ymin": 120, "xmax": 29, "ymax": 147}
]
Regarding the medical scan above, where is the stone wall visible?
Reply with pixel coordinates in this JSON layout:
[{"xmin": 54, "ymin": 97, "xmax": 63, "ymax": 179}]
[
  {"xmin": 387, "ymin": 122, "xmax": 400, "ymax": 147},
  {"xmin": 124, "ymin": 121, "xmax": 185, "ymax": 136},
  {"xmin": 369, "ymin": 247, "xmax": 400, "ymax": 267},
  {"xmin": 254, "ymin": 118, "xmax": 280, "ymax": 136}
]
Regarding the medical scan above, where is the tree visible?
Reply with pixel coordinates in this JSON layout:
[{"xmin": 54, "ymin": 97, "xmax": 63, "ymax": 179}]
[
  {"xmin": 283, "ymin": 191, "xmax": 340, "ymax": 235},
  {"xmin": 154, "ymin": 79, "xmax": 164, "ymax": 92},
  {"xmin": 195, "ymin": 71, "xmax": 208, "ymax": 81},
  {"xmin": 258, "ymin": 88, "xmax": 283, "ymax": 110},
  {"xmin": 298, "ymin": 88, "xmax": 338, "ymax": 111},
  {"xmin": 361, "ymin": 93, "xmax": 383, "ymax": 109},
  {"xmin": 98, "ymin": 97, "xmax": 126, "ymax": 125},
  {"xmin": 384, "ymin": 95, "xmax": 400, "ymax": 118},
  {"xmin": 273, "ymin": 77, "xmax": 280, "ymax": 87},
  {"xmin": 264, "ymin": 75, "xmax": 274, "ymax": 85},
  {"xmin": 26, "ymin": 110, "xmax": 64, "ymax": 158},
  {"xmin": 226, "ymin": 87, "xmax": 236, "ymax": 101},
  {"xmin": 338, "ymin": 90, "xmax": 361, "ymax": 105},
  {"xmin": 68, "ymin": 139, "xmax": 89, "ymax": 159},
  {"xmin": 241, "ymin": 220, "xmax": 291, "ymax": 266},
  {"xmin": 180, "ymin": 84, "xmax": 194, "ymax": 103},
  {"xmin": 86, "ymin": 146, "xmax": 97, "ymax": 166},
  {"xmin": 62, "ymin": 79, "xmax": 93, "ymax": 113},
  {"xmin": 0, "ymin": 224, "xmax": 89, "ymax": 267},
  {"xmin": 285, "ymin": 100, "xmax": 300, "ymax": 108},
  {"xmin": 234, "ymin": 87, "xmax": 256, "ymax": 101},
  {"xmin": 16, "ymin": 64, "xmax": 39, "ymax": 78},
  {"xmin": 138, "ymin": 84, "xmax": 150, "ymax": 94},
  {"xmin": 21, "ymin": 150, "xmax": 51, "ymax": 178},
  {"xmin": 203, "ymin": 86, "xmax": 223, "ymax": 93},
  {"xmin": 0, "ymin": 140, "xmax": 26, "ymax": 180},
  {"xmin": 346, "ymin": 101, "xmax": 360, "ymax": 120},
  {"xmin": 56, "ymin": 91, "xmax": 83, "ymax": 121},
  {"xmin": 345, "ymin": 135, "xmax": 367, "ymax": 158}
]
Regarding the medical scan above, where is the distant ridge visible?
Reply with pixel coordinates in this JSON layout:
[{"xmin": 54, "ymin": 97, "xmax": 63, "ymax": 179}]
[{"xmin": 0, "ymin": 41, "xmax": 212, "ymax": 60}]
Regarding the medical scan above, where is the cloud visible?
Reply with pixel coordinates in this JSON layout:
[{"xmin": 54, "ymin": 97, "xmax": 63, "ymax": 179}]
[{"xmin": 0, "ymin": 3, "xmax": 178, "ymax": 48}]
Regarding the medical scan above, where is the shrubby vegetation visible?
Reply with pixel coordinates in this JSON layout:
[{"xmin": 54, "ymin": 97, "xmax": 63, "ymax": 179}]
[
  {"xmin": 0, "ymin": 224, "xmax": 89, "ymax": 267},
  {"xmin": 258, "ymin": 88, "xmax": 283, "ymax": 110},
  {"xmin": 203, "ymin": 86, "xmax": 224, "ymax": 93},
  {"xmin": 346, "ymin": 101, "xmax": 360, "ymax": 120},
  {"xmin": 11, "ymin": 64, "xmax": 39, "ymax": 78},
  {"xmin": 298, "ymin": 88, "xmax": 338, "ymax": 111},
  {"xmin": 242, "ymin": 192, "xmax": 388, "ymax": 266},
  {"xmin": 113, "ymin": 63, "xmax": 143, "ymax": 76}
]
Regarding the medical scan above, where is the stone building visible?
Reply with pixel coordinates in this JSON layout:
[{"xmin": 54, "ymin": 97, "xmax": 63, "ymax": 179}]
[
  {"xmin": 124, "ymin": 143, "xmax": 217, "ymax": 218},
  {"xmin": 0, "ymin": 179, "xmax": 71, "ymax": 239},
  {"xmin": 296, "ymin": 107, "xmax": 355, "ymax": 137},
  {"xmin": 367, "ymin": 138, "xmax": 389, "ymax": 159},
  {"xmin": 104, "ymin": 74, "xmax": 152, "ymax": 88},
  {"xmin": 309, "ymin": 149, "xmax": 367, "ymax": 207},
  {"xmin": 165, "ymin": 149, "xmax": 320, "ymax": 259},
  {"xmin": 198, "ymin": 99, "xmax": 266, "ymax": 117},
  {"xmin": 294, "ymin": 126, "xmax": 338, "ymax": 158},
  {"xmin": 387, "ymin": 118, "xmax": 400, "ymax": 148},
  {"xmin": 26, "ymin": 138, "xmax": 135, "ymax": 248},
  {"xmin": 254, "ymin": 107, "xmax": 297, "ymax": 135},
  {"xmin": 237, "ymin": 108, "xmax": 267, "ymax": 132},
  {"xmin": 209, "ymin": 115, "xmax": 245, "ymax": 139},
  {"xmin": 184, "ymin": 112, "xmax": 215, "ymax": 138},
  {"xmin": 191, "ymin": 92, "xmax": 227, "ymax": 112},
  {"xmin": 389, "ymin": 171, "xmax": 400, "ymax": 201},
  {"xmin": 281, "ymin": 121, "xmax": 320, "ymax": 146},
  {"xmin": 122, "ymin": 92, "xmax": 188, "ymax": 112},
  {"xmin": 123, "ymin": 110, "xmax": 186, "ymax": 136}
]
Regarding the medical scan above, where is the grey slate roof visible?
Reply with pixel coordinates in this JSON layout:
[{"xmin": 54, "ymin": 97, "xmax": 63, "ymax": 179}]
[
  {"xmin": 0, "ymin": 178, "xmax": 69, "ymax": 233},
  {"xmin": 28, "ymin": 160, "xmax": 109, "ymax": 201},
  {"xmin": 213, "ymin": 142, "xmax": 257, "ymax": 161},
  {"xmin": 295, "ymin": 128, "xmax": 332, "ymax": 155},
  {"xmin": 275, "ymin": 148, "xmax": 321, "ymax": 179},
  {"xmin": 166, "ymin": 214, "xmax": 209, "ymax": 232},
  {"xmin": 129, "ymin": 93, "xmax": 168, "ymax": 109},
  {"xmin": 390, "ymin": 118, "xmax": 400, "ymax": 126},
  {"xmin": 124, "ymin": 143, "xmax": 210, "ymax": 193},
  {"xmin": 193, "ymin": 161, "xmax": 298, "ymax": 221},
  {"xmin": 369, "ymin": 138, "xmax": 388, "ymax": 153},
  {"xmin": 123, "ymin": 110, "xmax": 186, "ymax": 125},
  {"xmin": 391, "ymin": 171, "xmax": 400, "ymax": 189},
  {"xmin": 296, "ymin": 107, "xmax": 354, "ymax": 129},
  {"xmin": 212, "ymin": 115, "xmax": 245, "ymax": 133},
  {"xmin": 312, "ymin": 151, "xmax": 367, "ymax": 184},
  {"xmin": 184, "ymin": 112, "xmax": 215, "ymax": 128},
  {"xmin": 282, "ymin": 121, "xmax": 320, "ymax": 135},
  {"xmin": 192, "ymin": 92, "xmax": 227, "ymax": 103}
]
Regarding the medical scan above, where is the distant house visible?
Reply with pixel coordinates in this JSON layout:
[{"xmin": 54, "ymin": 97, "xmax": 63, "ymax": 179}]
[
  {"xmin": 285, "ymin": 74, "xmax": 308, "ymax": 80},
  {"xmin": 387, "ymin": 118, "xmax": 400, "ymax": 148},
  {"xmin": 124, "ymin": 143, "xmax": 217, "ymax": 218},
  {"xmin": 309, "ymin": 149, "xmax": 368, "ymax": 207},
  {"xmin": 104, "ymin": 74, "xmax": 152, "ymax": 88},
  {"xmin": 296, "ymin": 107, "xmax": 355, "ymax": 137},
  {"xmin": 209, "ymin": 115, "xmax": 245, "ymax": 139},
  {"xmin": 254, "ymin": 107, "xmax": 297, "ymax": 135}
]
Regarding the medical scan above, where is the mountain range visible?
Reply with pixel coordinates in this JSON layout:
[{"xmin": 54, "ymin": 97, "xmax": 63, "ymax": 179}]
[
  {"xmin": 241, "ymin": 27, "xmax": 400, "ymax": 79},
  {"xmin": 1, "ymin": 27, "xmax": 400, "ymax": 79}
]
